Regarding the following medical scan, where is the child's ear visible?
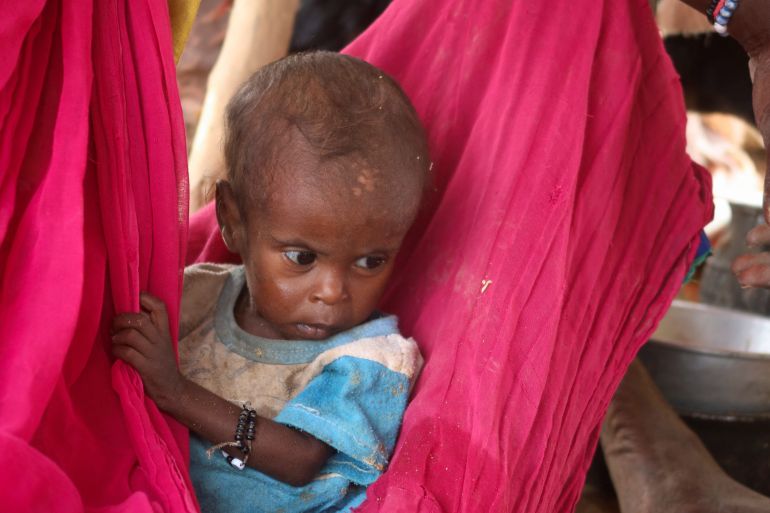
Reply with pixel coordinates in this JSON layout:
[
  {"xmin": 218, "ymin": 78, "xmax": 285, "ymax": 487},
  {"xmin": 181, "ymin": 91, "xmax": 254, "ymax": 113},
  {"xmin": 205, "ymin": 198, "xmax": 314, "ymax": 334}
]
[{"xmin": 215, "ymin": 180, "xmax": 244, "ymax": 253}]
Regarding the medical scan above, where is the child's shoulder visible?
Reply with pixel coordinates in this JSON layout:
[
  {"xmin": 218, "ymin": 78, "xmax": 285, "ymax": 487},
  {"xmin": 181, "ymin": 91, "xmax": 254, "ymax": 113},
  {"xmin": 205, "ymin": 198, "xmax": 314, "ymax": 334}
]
[
  {"xmin": 183, "ymin": 262, "xmax": 237, "ymax": 297},
  {"xmin": 184, "ymin": 262, "xmax": 236, "ymax": 282},
  {"xmin": 352, "ymin": 332, "xmax": 423, "ymax": 382},
  {"xmin": 314, "ymin": 327, "xmax": 423, "ymax": 384},
  {"xmin": 180, "ymin": 263, "xmax": 239, "ymax": 339}
]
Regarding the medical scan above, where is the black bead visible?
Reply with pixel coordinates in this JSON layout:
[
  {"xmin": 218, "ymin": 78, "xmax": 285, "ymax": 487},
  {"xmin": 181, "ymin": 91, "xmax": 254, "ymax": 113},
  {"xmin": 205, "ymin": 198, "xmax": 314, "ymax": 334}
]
[{"xmin": 706, "ymin": 0, "xmax": 721, "ymax": 23}]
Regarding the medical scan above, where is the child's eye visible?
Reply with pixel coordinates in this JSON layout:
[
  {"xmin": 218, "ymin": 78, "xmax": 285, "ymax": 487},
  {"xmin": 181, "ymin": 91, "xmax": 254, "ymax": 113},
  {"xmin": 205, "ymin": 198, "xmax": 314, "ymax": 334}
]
[
  {"xmin": 354, "ymin": 256, "xmax": 386, "ymax": 270},
  {"xmin": 284, "ymin": 250, "xmax": 317, "ymax": 266}
]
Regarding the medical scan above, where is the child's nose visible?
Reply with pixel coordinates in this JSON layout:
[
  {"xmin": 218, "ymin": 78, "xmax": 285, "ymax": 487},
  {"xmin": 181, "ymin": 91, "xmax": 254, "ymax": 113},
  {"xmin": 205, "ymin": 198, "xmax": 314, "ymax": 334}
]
[{"xmin": 311, "ymin": 268, "xmax": 349, "ymax": 305}]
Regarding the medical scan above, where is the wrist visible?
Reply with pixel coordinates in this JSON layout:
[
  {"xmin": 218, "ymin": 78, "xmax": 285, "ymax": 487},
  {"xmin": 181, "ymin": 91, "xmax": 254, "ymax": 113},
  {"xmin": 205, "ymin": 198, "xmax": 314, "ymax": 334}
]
[
  {"xmin": 152, "ymin": 373, "xmax": 187, "ymax": 413},
  {"xmin": 718, "ymin": 0, "xmax": 770, "ymax": 55},
  {"xmin": 679, "ymin": 0, "xmax": 769, "ymax": 55}
]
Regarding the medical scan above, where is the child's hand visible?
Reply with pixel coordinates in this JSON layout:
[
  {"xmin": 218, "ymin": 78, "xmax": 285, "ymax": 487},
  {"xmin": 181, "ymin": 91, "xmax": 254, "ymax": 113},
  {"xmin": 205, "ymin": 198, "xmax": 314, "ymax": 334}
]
[{"xmin": 111, "ymin": 292, "xmax": 183, "ymax": 409}]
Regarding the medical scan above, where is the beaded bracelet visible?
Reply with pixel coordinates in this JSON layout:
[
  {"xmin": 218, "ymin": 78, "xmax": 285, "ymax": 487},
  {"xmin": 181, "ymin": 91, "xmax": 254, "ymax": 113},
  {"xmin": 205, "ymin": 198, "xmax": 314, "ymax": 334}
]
[
  {"xmin": 706, "ymin": 0, "xmax": 721, "ymax": 22},
  {"xmin": 223, "ymin": 452, "xmax": 247, "ymax": 470},
  {"xmin": 206, "ymin": 403, "xmax": 258, "ymax": 471},
  {"xmin": 235, "ymin": 406, "xmax": 257, "ymax": 453},
  {"xmin": 228, "ymin": 404, "xmax": 257, "ymax": 470},
  {"xmin": 709, "ymin": 0, "xmax": 741, "ymax": 36}
]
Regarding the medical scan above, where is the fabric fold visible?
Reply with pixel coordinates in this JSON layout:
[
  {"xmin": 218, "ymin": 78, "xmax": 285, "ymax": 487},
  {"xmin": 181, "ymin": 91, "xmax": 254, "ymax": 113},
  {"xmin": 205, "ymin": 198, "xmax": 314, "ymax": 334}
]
[
  {"xmin": 189, "ymin": 0, "xmax": 712, "ymax": 511},
  {"xmin": 2, "ymin": 0, "xmax": 712, "ymax": 511},
  {"xmin": 1, "ymin": 1, "xmax": 196, "ymax": 511}
]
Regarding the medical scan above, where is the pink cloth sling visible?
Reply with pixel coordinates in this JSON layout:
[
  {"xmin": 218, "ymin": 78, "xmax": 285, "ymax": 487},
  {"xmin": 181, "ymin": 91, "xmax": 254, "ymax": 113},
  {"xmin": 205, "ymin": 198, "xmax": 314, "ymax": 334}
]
[
  {"xmin": 1, "ymin": 1, "xmax": 196, "ymax": 511},
  {"xmin": 1, "ymin": 0, "xmax": 711, "ymax": 512},
  {"xmin": 190, "ymin": 1, "xmax": 712, "ymax": 512}
]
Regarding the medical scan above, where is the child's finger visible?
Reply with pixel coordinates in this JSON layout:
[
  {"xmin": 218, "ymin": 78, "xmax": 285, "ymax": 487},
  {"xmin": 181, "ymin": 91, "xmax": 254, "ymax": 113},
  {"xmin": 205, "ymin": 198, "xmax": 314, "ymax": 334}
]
[
  {"xmin": 112, "ymin": 312, "xmax": 160, "ymax": 343},
  {"xmin": 112, "ymin": 341, "xmax": 149, "ymax": 370},
  {"xmin": 111, "ymin": 328, "xmax": 154, "ymax": 357},
  {"xmin": 139, "ymin": 292, "xmax": 170, "ymax": 336}
]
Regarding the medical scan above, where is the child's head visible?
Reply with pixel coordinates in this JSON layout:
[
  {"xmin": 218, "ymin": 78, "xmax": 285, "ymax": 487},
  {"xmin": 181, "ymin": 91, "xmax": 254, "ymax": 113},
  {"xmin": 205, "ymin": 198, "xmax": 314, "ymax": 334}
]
[{"xmin": 216, "ymin": 51, "xmax": 429, "ymax": 340}]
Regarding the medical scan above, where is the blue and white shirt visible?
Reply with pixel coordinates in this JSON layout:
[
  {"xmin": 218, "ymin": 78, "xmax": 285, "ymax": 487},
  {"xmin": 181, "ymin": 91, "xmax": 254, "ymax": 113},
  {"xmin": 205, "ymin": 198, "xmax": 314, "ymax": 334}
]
[{"xmin": 178, "ymin": 264, "xmax": 423, "ymax": 513}]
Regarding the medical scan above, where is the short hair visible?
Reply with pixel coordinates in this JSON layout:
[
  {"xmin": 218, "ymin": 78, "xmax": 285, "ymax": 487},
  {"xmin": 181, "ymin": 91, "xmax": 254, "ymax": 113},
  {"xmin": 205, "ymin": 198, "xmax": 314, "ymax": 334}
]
[{"xmin": 223, "ymin": 51, "xmax": 429, "ymax": 210}]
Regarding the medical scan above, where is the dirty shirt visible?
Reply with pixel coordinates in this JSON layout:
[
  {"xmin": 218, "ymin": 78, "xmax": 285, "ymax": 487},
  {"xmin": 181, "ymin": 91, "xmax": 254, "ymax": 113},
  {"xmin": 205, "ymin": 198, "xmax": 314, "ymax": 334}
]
[{"xmin": 178, "ymin": 264, "xmax": 423, "ymax": 513}]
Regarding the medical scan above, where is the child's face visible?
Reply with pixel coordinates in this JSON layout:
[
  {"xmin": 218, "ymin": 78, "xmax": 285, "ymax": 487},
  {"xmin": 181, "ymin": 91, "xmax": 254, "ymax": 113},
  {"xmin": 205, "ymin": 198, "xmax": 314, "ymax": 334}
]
[{"xmin": 217, "ymin": 168, "xmax": 417, "ymax": 341}]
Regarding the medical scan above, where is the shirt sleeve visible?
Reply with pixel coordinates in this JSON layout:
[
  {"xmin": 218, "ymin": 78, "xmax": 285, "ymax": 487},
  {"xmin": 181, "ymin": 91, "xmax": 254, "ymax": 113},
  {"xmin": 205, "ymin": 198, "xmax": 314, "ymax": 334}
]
[
  {"xmin": 273, "ymin": 337, "xmax": 421, "ymax": 486},
  {"xmin": 684, "ymin": 230, "xmax": 711, "ymax": 283}
]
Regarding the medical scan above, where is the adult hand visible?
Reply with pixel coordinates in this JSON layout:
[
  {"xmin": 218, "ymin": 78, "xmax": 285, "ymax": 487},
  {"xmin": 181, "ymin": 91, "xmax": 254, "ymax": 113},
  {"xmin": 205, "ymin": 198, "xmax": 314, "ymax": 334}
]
[
  {"xmin": 111, "ymin": 292, "xmax": 184, "ymax": 409},
  {"xmin": 733, "ymin": 224, "xmax": 770, "ymax": 287},
  {"xmin": 729, "ymin": 1, "xmax": 770, "ymax": 289},
  {"xmin": 677, "ymin": 0, "xmax": 770, "ymax": 287},
  {"xmin": 726, "ymin": 0, "xmax": 770, "ymax": 222}
]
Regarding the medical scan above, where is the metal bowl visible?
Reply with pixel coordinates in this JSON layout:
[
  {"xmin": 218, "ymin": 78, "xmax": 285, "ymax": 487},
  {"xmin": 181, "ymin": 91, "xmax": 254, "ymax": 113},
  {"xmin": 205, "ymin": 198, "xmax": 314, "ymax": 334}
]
[{"xmin": 639, "ymin": 299, "xmax": 770, "ymax": 418}]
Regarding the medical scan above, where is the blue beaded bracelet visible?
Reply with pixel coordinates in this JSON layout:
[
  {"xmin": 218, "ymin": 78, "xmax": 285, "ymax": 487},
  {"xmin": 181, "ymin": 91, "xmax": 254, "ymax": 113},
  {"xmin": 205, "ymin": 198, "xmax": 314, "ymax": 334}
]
[{"xmin": 713, "ymin": 0, "xmax": 740, "ymax": 36}]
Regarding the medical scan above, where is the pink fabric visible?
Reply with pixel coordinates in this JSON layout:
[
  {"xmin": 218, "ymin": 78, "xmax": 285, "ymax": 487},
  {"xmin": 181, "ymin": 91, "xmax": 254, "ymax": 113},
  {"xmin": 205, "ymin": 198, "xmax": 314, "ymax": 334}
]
[
  {"xmin": 190, "ymin": 0, "xmax": 712, "ymax": 512},
  {"xmin": 2, "ymin": 0, "xmax": 712, "ymax": 511},
  {"xmin": 1, "ymin": 1, "xmax": 196, "ymax": 512}
]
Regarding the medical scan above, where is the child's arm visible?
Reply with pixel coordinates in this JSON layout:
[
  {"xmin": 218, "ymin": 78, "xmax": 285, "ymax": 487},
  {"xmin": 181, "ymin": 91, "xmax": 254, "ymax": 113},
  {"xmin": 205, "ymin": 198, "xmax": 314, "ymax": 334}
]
[{"xmin": 111, "ymin": 293, "xmax": 334, "ymax": 487}]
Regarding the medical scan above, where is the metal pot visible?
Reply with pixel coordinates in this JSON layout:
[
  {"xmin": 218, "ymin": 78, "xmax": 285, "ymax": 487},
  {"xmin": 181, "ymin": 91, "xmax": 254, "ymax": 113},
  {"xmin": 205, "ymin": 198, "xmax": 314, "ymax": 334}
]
[
  {"xmin": 639, "ymin": 299, "xmax": 770, "ymax": 495},
  {"xmin": 640, "ymin": 299, "xmax": 770, "ymax": 417},
  {"xmin": 700, "ymin": 201, "xmax": 770, "ymax": 315}
]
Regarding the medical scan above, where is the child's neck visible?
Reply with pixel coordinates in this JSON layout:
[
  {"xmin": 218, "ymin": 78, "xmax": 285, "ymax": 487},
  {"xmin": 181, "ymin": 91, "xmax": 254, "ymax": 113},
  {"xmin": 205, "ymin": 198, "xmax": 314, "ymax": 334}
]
[{"xmin": 233, "ymin": 284, "xmax": 287, "ymax": 340}]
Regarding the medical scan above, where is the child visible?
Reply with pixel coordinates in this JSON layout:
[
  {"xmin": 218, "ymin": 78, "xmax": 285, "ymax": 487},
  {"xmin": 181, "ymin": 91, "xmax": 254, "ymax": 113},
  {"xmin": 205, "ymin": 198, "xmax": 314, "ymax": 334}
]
[{"xmin": 111, "ymin": 51, "xmax": 428, "ymax": 512}]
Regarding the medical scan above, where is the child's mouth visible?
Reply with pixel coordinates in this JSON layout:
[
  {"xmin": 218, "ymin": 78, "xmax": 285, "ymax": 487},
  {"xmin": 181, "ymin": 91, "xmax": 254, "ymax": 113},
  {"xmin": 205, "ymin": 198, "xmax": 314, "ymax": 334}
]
[{"xmin": 294, "ymin": 323, "xmax": 334, "ymax": 340}]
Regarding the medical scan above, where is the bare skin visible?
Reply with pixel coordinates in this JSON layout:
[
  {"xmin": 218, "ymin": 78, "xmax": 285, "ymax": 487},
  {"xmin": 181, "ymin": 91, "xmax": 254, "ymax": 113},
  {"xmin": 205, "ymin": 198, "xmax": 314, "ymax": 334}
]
[
  {"xmin": 672, "ymin": 0, "xmax": 770, "ymax": 288},
  {"xmin": 676, "ymin": 1, "xmax": 770, "ymax": 285},
  {"xmin": 594, "ymin": 4, "xmax": 770, "ymax": 510},
  {"xmin": 112, "ymin": 142, "xmax": 423, "ymax": 487},
  {"xmin": 734, "ymin": 224, "xmax": 770, "ymax": 286},
  {"xmin": 112, "ymin": 293, "xmax": 334, "ymax": 487},
  {"xmin": 584, "ymin": 3, "xmax": 770, "ymax": 509},
  {"xmin": 600, "ymin": 359, "xmax": 770, "ymax": 513},
  {"xmin": 677, "ymin": 0, "xmax": 770, "ymax": 215}
]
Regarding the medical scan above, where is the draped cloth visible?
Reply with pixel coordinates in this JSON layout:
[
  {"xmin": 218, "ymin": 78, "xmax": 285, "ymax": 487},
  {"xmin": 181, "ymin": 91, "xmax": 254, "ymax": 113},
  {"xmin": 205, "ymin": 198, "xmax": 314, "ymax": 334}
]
[
  {"xmin": 191, "ymin": 0, "xmax": 712, "ymax": 512},
  {"xmin": 0, "ymin": 1, "xmax": 196, "ymax": 511},
  {"xmin": 1, "ymin": 1, "xmax": 711, "ymax": 513}
]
